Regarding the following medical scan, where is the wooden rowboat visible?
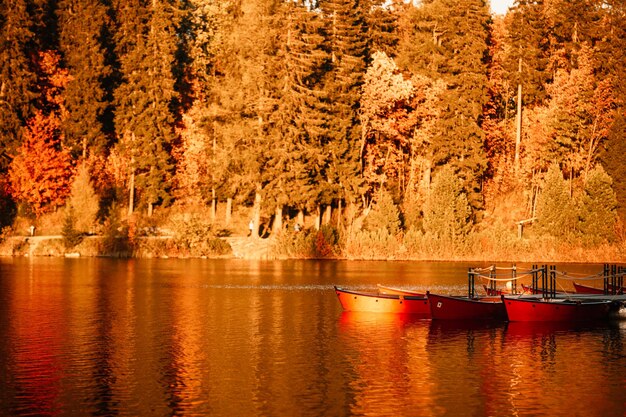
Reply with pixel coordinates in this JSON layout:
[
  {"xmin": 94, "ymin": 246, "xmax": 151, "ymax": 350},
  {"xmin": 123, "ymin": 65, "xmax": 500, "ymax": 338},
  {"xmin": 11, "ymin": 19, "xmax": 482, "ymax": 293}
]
[
  {"xmin": 427, "ymin": 292, "xmax": 507, "ymax": 321},
  {"xmin": 573, "ymin": 282, "xmax": 625, "ymax": 295},
  {"xmin": 502, "ymin": 295, "xmax": 618, "ymax": 322},
  {"xmin": 377, "ymin": 284, "xmax": 426, "ymax": 297},
  {"xmin": 334, "ymin": 287, "xmax": 430, "ymax": 317}
]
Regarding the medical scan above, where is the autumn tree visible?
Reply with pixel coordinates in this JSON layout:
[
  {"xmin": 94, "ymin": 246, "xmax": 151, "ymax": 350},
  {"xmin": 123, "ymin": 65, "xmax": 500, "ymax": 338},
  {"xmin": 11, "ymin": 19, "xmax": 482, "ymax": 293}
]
[{"xmin": 8, "ymin": 111, "xmax": 73, "ymax": 216}]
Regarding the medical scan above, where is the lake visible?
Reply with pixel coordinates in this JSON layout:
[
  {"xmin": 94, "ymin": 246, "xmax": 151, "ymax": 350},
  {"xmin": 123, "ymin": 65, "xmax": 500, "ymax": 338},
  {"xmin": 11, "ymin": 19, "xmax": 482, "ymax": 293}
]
[{"xmin": 0, "ymin": 258, "xmax": 624, "ymax": 416}]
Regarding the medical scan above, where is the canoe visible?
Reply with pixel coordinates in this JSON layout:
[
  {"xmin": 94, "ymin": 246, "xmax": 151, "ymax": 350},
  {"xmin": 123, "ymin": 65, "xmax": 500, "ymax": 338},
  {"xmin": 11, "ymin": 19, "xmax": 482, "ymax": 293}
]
[
  {"xmin": 427, "ymin": 292, "xmax": 507, "ymax": 321},
  {"xmin": 334, "ymin": 287, "xmax": 430, "ymax": 317},
  {"xmin": 520, "ymin": 283, "xmax": 567, "ymax": 295},
  {"xmin": 502, "ymin": 296, "xmax": 618, "ymax": 322},
  {"xmin": 377, "ymin": 284, "xmax": 426, "ymax": 297},
  {"xmin": 573, "ymin": 282, "xmax": 625, "ymax": 295},
  {"xmin": 483, "ymin": 285, "xmax": 510, "ymax": 296}
]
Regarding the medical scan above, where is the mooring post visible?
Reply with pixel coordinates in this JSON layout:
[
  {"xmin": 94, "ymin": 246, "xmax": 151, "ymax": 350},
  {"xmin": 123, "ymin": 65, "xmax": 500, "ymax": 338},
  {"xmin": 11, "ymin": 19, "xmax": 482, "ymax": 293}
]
[
  {"xmin": 549, "ymin": 265, "xmax": 556, "ymax": 299},
  {"xmin": 490, "ymin": 265, "xmax": 496, "ymax": 293},
  {"xmin": 611, "ymin": 264, "xmax": 617, "ymax": 295},
  {"xmin": 604, "ymin": 263, "xmax": 609, "ymax": 295},
  {"xmin": 541, "ymin": 265, "xmax": 548, "ymax": 298},
  {"xmin": 531, "ymin": 264, "xmax": 538, "ymax": 293},
  {"xmin": 512, "ymin": 264, "xmax": 517, "ymax": 294},
  {"xmin": 468, "ymin": 268, "xmax": 475, "ymax": 299}
]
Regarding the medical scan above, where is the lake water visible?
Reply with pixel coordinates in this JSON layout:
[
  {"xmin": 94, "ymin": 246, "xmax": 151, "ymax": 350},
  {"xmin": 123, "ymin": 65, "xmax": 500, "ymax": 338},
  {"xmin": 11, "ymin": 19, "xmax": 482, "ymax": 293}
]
[{"xmin": 0, "ymin": 258, "xmax": 624, "ymax": 417}]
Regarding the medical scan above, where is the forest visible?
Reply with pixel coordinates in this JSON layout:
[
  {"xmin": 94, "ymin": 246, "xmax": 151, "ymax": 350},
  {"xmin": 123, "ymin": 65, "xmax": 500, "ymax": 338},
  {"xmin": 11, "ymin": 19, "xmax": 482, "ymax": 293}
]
[{"xmin": 0, "ymin": 0, "xmax": 625, "ymax": 261}]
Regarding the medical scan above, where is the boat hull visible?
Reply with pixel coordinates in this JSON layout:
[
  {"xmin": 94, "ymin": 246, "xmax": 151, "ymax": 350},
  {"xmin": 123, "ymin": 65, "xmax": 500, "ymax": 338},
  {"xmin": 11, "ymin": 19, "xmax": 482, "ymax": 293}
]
[
  {"xmin": 334, "ymin": 287, "xmax": 430, "ymax": 317},
  {"xmin": 503, "ymin": 296, "xmax": 615, "ymax": 322},
  {"xmin": 427, "ymin": 293, "xmax": 506, "ymax": 320},
  {"xmin": 573, "ymin": 282, "xmax": 625, "ymax": 295}
]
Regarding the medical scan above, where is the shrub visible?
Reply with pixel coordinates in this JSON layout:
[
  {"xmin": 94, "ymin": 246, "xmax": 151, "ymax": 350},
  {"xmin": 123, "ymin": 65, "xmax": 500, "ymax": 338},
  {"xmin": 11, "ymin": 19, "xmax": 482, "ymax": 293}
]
[{"xmin": 62, "ymin": 207, "xmax": 84, "ymax": 249}]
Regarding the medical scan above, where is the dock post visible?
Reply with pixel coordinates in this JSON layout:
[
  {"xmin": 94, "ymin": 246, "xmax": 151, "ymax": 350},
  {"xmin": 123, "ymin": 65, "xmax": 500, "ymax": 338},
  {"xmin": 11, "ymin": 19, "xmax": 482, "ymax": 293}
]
[
  {"xmin": 468, "ymin": 268, "xmax": 475, "ymax": 299},
  {"xmin": 531, "ymin": 264, "xmax": 538, "ymax": 293},
  {"xmin": 549, "ymin": 265, "xmax": 556, "ymax": 299},
  {"xmin": 610, "ymin": 264, "xmax": 617, "ymax": 295},
  {"xmin": 604, "ymin": 264, "xmax": 609, "ymax": 295},
  {"xmin": 512, "ymin": 264, "xmax": 517, "ymax": 294},
  {"xmin": 541, "ymin": 265, "xmax": 547, "ymax": 297},
  {"xmin": 489, "ymin": 265, "xmax": 497, "ymax": 293}
]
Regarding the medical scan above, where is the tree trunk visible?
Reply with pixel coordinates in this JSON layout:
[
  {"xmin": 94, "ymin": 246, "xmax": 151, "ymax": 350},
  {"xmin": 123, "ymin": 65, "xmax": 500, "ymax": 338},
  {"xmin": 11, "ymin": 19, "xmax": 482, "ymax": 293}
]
[
  {"xmin": 273, "ymin": 205, "xmax": 283, "ymax": 235},
  {"xmin": 148, "ymin": 202, "xmax": 153, "ymax": 217},
  {"xmin": 211, "ymin": 188, "xmax": 216, "ymax": 222},
  {"xmin": 128, "ymin": 170, "xmax": 135, "ymax": 217},
  {"xmin": 323, "ymin": 204, "xmax": 332, "ymax": 225},
  {"xmin": 225, "ymin": 197, "xmax": 232, "ymax": 226},
  {"xmin": 252, "ymin": 185, "xmax": 262, "ymax": 238},
  {"xmin": 337, "ymin": 200, "xmax": 343, "ymax": 229},
  {"xmin": 314, "ymin": 205, "xmax": 321, "ymax": 230}
]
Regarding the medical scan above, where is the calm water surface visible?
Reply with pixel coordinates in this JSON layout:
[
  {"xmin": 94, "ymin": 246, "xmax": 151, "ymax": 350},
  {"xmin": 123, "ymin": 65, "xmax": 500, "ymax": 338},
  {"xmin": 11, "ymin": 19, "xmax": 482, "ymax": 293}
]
[{"xmin": 0, "ymin": 258, "xmax": 624, "ymax": 417}]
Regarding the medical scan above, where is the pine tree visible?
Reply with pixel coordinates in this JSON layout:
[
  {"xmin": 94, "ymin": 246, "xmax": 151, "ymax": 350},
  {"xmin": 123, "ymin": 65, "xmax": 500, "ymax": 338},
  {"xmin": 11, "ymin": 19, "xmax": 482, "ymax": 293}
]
[
  {"xmin": 396, "ymin": 0, "xmax": 490, "ymax": 210},
  {"xmin": 0, "ymin": 0, "xmax": 37, "ymax": 165},
  {"xmin": 67, "ymin": 162, "xmax": 99, "ymax": 233},
  {"xmin": 322, "ymin": 0, "xmax": 369, "ymax": 209},
  {"xmin": 363, "ymin": 186, "xmax": 401, "ymax": 235},
  {"xmin": 57, "ymin": 0, "xmax": 111, "ymax": 158},
  {"xmin": 536, "ymin": 163, "xmax": 575, "ymax": 239},
  {"xmin": 422, "ymin": 165, "xmax": 472, "ymax": 243},
  {"xmin": 113, "ymin": 0, "xmax": 178, "ymax": 215},
  {"xmin": 577, "ymin": 164, "xmax": 617, "ymax": 245}
]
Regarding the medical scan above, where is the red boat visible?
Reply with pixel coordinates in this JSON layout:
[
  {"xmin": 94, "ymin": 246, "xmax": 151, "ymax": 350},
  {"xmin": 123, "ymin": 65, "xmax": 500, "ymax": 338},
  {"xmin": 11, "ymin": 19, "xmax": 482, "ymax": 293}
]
[
  {"xmin": 427, "ymin": 292, "xmax": 507, "ymax": 321},
  {"xmin": 573, "ymin": 282, "xmax": 625, "ymax": 294},
  {"xmin": 377, "ymin": 284, "xmax": 426, "ymax": 297},
  {"xmin": 502, "ymin": 296, "xmax": 618, "ymax": 322},
  {"xmin": 334, "ymin": 287, "xmax": 430, "ymax": 317}
]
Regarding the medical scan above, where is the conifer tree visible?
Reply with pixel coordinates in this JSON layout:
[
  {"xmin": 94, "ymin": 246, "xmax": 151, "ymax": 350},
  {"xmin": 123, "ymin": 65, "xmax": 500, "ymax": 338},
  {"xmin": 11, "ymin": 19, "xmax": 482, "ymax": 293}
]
[
  {"xmin": 321, "ymin": 0, "xmax": 368, "ymax": 213},
  {"xmin": 363, "ymin": 186, "xmax": 401, "ymax": 235},
  {"xmin": 577, "ymin": 164, "xmax": 617, "ymax": 245},
  {"xmin": 0, "ymin": 0, "xmax": 37, "ymax": 164},
  {"xmin": 536, "ymin": 163, "xmax": 575, "ymax": 239},
  {"xmin": 67, "ymin": 162, "xmax": 99, "ymax": 233},
  {"xmin": 422, "ymin": 165, "xmax": 472, "ymax": 243},
  {"xmin": 396, "ymin": 0, "xmax": 490, "ymax": 210},
  {"xmin": 56, "ymin": 0, "xmax": 111, "ymax": 158},
  {"xmin": 113, "ymin": 0, "xmax": 178, "ymax": 215}
]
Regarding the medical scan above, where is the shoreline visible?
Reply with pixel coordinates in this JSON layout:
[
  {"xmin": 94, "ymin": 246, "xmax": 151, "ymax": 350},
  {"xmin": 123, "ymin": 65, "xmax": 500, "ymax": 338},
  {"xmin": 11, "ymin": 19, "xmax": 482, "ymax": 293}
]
[{"xmin": 1, "ymin": 235, "xmax": 624, "ymax": 264}]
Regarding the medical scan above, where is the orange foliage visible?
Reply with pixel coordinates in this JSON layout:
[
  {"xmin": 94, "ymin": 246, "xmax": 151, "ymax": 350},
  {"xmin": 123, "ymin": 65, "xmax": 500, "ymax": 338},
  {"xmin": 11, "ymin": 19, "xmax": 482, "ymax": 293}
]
[{"xmin": 8, "ymin": 112, "xmax": 74, "ymax": 217}]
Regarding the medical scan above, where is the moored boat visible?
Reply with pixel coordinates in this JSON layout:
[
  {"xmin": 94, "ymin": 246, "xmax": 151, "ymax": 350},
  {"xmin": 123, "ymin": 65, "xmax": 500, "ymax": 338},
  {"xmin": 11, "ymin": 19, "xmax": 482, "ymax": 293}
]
[
  {"xmin": 502, "ymin": 295, "xmax": 618, "ymax": 322},
  {"xmin": 377, "ymin": 284, "xmax": 426, "ymax": 297},
  {"xmin": 427, "ymin": 292, "xmax": 507, "ymax": 321},
  {"xmin": 334, "ymin": 287, "xmax": 430, "ymax": 317},
  {"xmin": 573, "ymin": 282, "xmax": 625, "ymax": 295}
]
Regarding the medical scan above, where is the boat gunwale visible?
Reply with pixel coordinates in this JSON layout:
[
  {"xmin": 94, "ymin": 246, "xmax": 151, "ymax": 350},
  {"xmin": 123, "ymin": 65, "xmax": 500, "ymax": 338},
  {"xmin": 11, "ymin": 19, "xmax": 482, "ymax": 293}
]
[{"xmin": 334, "ymin": 286, "xmax": 427, "ymax": 301}]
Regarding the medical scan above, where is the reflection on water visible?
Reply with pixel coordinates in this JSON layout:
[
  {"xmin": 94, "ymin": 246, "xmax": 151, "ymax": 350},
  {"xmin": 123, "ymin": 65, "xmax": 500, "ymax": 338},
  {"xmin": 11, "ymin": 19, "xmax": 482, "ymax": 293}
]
[{"xmin": 0, "ymin": 258, "xmax": 624, "ymax": 417}]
